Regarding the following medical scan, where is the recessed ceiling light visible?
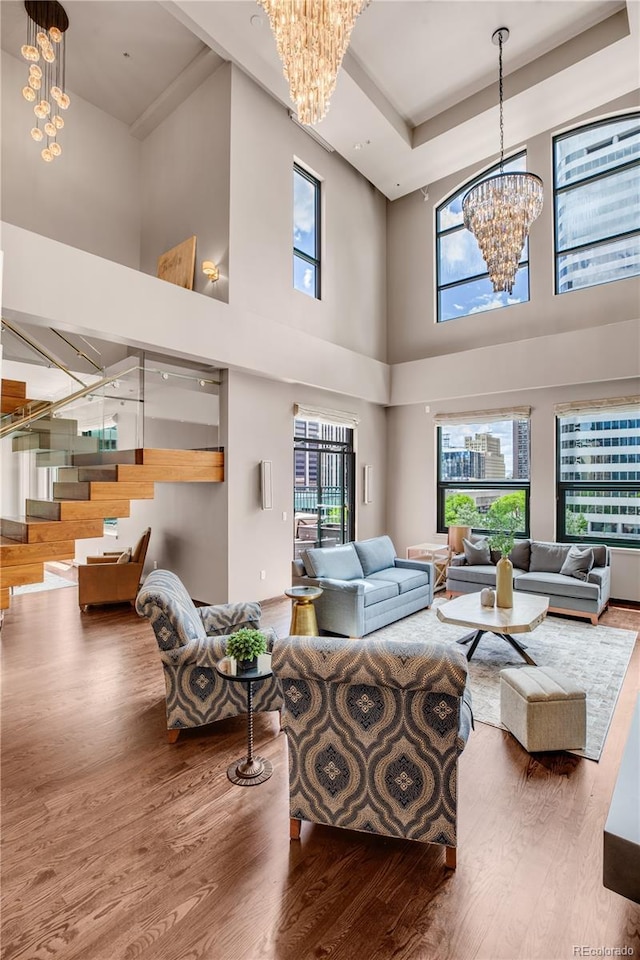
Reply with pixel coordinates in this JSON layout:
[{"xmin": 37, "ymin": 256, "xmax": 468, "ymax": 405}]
[{"xmin": 250, "ymin": 14, "xmax": 263, "ymax": 28}]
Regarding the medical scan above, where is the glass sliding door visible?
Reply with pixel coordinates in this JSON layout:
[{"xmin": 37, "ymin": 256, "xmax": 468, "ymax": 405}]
[{"xmin": 294, "ymin": 418, "xmax": 355, "ymax": 558}]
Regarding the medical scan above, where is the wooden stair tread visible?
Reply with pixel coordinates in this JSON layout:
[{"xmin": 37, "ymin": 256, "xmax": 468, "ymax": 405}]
[
  {"xmin": 0, "ymin": 517, "xmax": 104, "ymax": 543},
  {"xmin": 116, "ymin": 463, "xmax": 222, "ymax": 482},
  {"xmin": 0, "ymin": 540, "xmax": 75, "ymax": 563},
  {"xmin": 1, "ymin": 379, "xmax": 27, "ymax": 398},
  {"xmin": 139, "ymin": 448, "xmax": 223, "ymax": 466},
  {"xmin": 26, "ymin": 499, "xmax": 131, "ymax": 521},
  {"xmin": 52, "ymin": 481, "xmax": 155, "ymax": 501},
  {"xmin": 0, "ymin": 562, "xmax": 44, "ymax": 590},
  {"xmin": 72, "ymin": 448, "xmax": 223, "ymax": 468},
  {"xmin": 61, "ymin": 459, "xmax": 222, "ymax": 483}
]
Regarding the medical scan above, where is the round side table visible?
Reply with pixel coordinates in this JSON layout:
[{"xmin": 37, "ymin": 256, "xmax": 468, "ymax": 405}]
[
  {"xmin": 285, "ymin": 585, "xmax": 323, "ymax": 636},
  {"xmin": 215, "ymin": 653, "xmax": 273, "ymax": 786}
]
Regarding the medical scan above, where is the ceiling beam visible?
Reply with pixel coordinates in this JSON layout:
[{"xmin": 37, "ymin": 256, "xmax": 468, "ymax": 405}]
[{"xmin": 129, "ymin": 47, "xmax": 224, "ymax": 140}]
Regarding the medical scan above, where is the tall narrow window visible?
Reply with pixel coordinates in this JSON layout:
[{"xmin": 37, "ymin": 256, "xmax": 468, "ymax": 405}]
[
  {"xmin": 436, "ymin": 152, "xmax": 531, "ymax": 322},
  {"xmin": 293, "ymin": 164, "xmax": 321, "ymax": 299},
  {"xmin": 554, "ymin": 114, "xmax": 640, "ymax": 294}
]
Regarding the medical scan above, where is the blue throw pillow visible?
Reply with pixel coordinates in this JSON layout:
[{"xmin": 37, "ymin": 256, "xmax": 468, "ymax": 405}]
[
  {"xmin": 354, "ymin": 536, "xmax": 397, "ymax": 576},
  {"xmin": 302, "ymin": 544, "xmax": 364, "ymax": 580}
]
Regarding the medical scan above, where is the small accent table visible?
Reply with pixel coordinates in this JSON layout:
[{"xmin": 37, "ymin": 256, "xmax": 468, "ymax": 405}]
[
  {"xmin": 436, "ymin": 593, "xmax": 549, "ymax": 665},
  {"xmin": 407, "ymin": 542, "xmax": 452, "ymax": 592},
  {"xmin": 285, "ymin": 585, "xmax": 323, "ymax": 635},
  {"xmin": 215, "ymin": 654, "xmax": 273, "ymax": 786}
]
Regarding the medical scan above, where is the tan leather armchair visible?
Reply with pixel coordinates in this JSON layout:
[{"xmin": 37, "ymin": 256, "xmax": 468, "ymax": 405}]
[{"xmin": 78, "ymin": 527, "xmax": 151, "ymax": 611}]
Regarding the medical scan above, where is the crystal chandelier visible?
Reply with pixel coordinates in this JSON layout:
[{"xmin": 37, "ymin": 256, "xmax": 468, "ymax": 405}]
[
  {"xmin": 258, "ymin": 0, "xmax": 370, "ymax": 126},
  {"xmin": 21, "ymin": 1, "xmax": 70, "ymax": 162},
  {"xmin": 462, "ymin": 28, "xmax": 543, "ymax": 294}
]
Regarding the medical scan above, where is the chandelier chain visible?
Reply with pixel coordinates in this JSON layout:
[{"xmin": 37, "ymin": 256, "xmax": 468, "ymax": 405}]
[{"xmin": 498, "ymin": 30, "xmax": 504, "ymax": 171}]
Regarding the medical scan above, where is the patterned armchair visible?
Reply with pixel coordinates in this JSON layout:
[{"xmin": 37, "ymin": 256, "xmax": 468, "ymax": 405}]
[
  {"xmin": 136, "ymin": 570, "xmax": 282, "ymax": 742},
  {"xmin": 271, "ymin": 634, "xmax": 473, "ymax": 868}
]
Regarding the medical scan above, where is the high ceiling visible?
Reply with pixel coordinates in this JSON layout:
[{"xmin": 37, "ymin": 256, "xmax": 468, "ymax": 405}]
[{"xmin": 2, "ymin": 1, "xmax": 638, "ymax": 199}]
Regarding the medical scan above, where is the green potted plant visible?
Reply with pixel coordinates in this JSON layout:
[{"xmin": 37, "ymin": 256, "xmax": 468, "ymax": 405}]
[
  {"xmin": 487, "ymin": 527, "xmax": 516, "ymax": 560},
  {"xmin": 226, "ymin": 628, "xmax": 268, "ymax": 673}
]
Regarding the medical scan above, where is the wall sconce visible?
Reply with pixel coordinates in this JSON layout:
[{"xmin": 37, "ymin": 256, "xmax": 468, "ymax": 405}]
[
  {"xmin": 260, "ymin": 460, "xmax": 273, "ymax": 510},
  {"xmin": 363, "ymin": 464, "xmax": 373, "ymax": 504},
  {"xmin": 202, "ymin": 260, "xmax": 219, "ymax": 282}
]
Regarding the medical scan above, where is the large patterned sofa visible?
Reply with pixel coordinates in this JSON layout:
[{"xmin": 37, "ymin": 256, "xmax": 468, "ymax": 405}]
[
  {"xmin": 271, "ymin": 633, "xmax": 473, "ymax": 868},
  {"xmin": 446, "ymin": 539, "xmax": 611, "ymax": 624},
  {"xmin": 136, "ymin": 570, "xmax": 282, "ymax": 741},
  {"xmin": 291, "ymin": 535, "xmax": 434, "ymax": 637}
]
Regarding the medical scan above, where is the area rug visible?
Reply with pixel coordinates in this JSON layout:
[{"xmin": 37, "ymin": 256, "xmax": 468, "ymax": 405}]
[
  {"xmin": 13, "ymin": 572, "xmax": 76, "ymax": 595},
  {"xmin": 372, "ymin": 599, "xmax": 638, "ymax": 761}
]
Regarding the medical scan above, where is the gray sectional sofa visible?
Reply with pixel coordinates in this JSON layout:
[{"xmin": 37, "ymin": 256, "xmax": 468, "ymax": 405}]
[
  {"xmin": 292, "ymin": 535, "xmax": 434, "ymax": 637},
  {"xmin": 446, "ymin": 539, "xmax": 611, "ymax": 624}
]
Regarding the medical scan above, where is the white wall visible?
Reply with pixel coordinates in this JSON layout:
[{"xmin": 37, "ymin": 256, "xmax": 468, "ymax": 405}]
[
  {"xmin": 1, "ymin": 437, "xmax": 22, "ymax": 517},
  {"xmin": 1, "ymin": 223, "xmax": 389, "ymax": 405},
  {"xmin": 387, "ymin": 377, "xmax": 640, "ymax": 602},
  {"xmin": 225, "ymin": 369, "xmax": 387, "ymax": 603},
  {"xmin": 140, "ymin": 63, "xmax": 231, "ymax": 303},
  {"xmin": 387, "ymin": 91, "xmax": 640, "ymax": 364},
  {"xmin": 1, "ymin": 52, "xmax": 141, "ymax": 269},
  {"xmin": 229, "ymin": 67, "xmax": 388, "ymax": 362}
]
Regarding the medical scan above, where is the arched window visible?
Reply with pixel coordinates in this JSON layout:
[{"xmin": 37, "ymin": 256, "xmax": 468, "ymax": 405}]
[
  {"xmin": 553, "ymin": 113, "xmax": 640, "ymax": 294},
  {"xmin": 436, "ymin": 152, "xmax": 531, "ymax": 322}
]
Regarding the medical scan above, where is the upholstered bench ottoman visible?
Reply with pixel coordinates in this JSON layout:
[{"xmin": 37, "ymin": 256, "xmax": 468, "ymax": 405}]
[{"xmin": 500, "ymin": 666, "xmax": 586, "ymax": 752}]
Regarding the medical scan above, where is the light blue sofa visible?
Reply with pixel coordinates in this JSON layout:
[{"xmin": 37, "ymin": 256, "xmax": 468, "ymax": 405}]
[{"xmin": 291, "ymin": 535, "xmax": 434, "ymax": 637}]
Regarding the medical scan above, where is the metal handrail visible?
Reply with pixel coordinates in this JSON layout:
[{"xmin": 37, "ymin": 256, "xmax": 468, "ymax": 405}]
[
  {"xmin": 1, "ymin": 317, "xmax": 88, "ymax": 386},
  {"xmin": 49, "ymin": 328, "xmax": 103, "ymax": 373},
  {"xmin": 0, "ymin": 363, "xmax": 140, "ymax": 439}
]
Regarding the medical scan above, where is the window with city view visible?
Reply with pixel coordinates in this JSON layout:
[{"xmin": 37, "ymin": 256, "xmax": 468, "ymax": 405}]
[
  {"xmin": 293, "ymin": 418, "xmax": 354, "ymax": 559},
  {"xmin": 437, "ymin": 417, "xmax": 530, "ymax": 536},
  {"xmin": 556, "ymin": 404, "xmax": 640, "ymax": 547},
  {"xmin": 436, "ymin": 152, "xmax": 531, "ymax": 322},
  {"xmin": 293, "ymin": 164, "xmax": 321, "ymax": 299},
  {"xmin": 554, "ymin": 113, "xmax": 640, "ymax": 294}
]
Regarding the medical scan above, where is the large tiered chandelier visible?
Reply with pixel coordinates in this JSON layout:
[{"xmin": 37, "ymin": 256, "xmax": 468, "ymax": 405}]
[
  {"xmin": 462, "ymin": 28, "xmax": 543, "ymax": 294},
  {"xmin": 258, "ymin": 0, "xmax": 370, "ymax": 126},
  {"xmin": 20, "ymin": 0, "xmax": 70, "ymax": 162}
]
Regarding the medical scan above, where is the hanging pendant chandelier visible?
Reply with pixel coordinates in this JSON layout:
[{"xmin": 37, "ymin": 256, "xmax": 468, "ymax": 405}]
[
  {"xmin": 462, "ymin": 28, "xmax": 543, "ymax": 295},
  {"xmin": 258, "ymin": 0, "xmax": 370, "ymax": 126},
  {"xmin": 21, "ymin": 0, "xmax": 70, "ymax": 162}
]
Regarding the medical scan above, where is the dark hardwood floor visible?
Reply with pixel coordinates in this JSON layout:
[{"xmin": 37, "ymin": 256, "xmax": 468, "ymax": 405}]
[{"xmin": 1, "ymin": 587, "xmax": 639, "ymax": 960}]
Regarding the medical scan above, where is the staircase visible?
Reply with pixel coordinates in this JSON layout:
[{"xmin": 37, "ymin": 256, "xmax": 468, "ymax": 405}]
[{"xmin": 0, "ymin": 379, "xmax": 224, "ymax": 610}]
